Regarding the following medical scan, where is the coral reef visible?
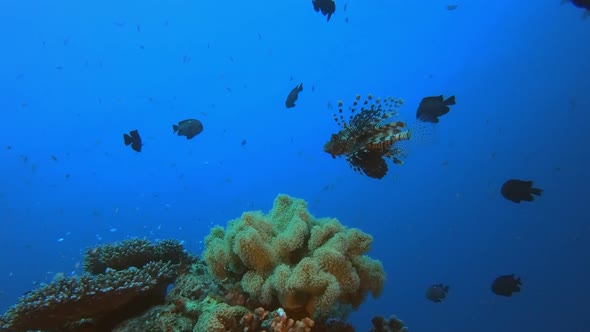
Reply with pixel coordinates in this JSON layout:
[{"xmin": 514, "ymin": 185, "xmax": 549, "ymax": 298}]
[
  {"xmin": 0, "ymin": 195, "xmax": 406, "ymax": 332},
  {"xmin": 203, "ymin": 194, "xmax": 386, "ymax": 318}
]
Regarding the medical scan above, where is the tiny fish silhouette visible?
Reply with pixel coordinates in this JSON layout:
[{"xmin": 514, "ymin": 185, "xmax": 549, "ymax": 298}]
[
  {"xmin": 491, "ymin": 274, "xmax": 521, "ymax": 297},
  {"xmin": 173, "ymin": 119, "xmax": 204, "ymax": 140},
  {"xmin": 285, "ymin": 83, "xmax": 303, "ymax": 108},
  {"xmin": 123, "ymin": 129, "xmax": 142, "ymax": 152},
  {"xmin": 501, "ymin": 179, "xmax": 542, "ymax": 203},
  {"xmin": 426, "ymin": 284, "xmax": 450, "ymax": 303},
  {"xmin": 313, "ymin": 0, "xmax": 336, "ymax": 21},
  {"xmin": 416, "ymin": 95, "xmax": 456, "ymax": 123}
]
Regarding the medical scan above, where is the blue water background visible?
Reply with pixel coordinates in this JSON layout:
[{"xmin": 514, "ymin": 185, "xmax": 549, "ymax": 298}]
[{"xmin": 1, "ymin": 0, "xmax": 589, "ymax": 331}]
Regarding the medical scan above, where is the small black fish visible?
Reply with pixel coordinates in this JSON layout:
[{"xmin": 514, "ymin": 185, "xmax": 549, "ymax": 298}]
[
  {"xmin": 491, "ymin": 274, "xmax": 521, "ymax": 297},
  {"xmin": 446, "ymin": 4, "xmax": 458, "ymax": 10},
  {"xmin": 173, "ymin": 119, "xmax": 204, "ymax": 140},
  {"xmin": 285, "ymin": 83, "xmax": 303, "ymax": 108},
  {"xmin": 312, "ymin": 0, "xmax": 336, "ymax": 21},
  {"xmin": 416, "ymin": 95, "xmax": 456, "ymax": 123},
  {"xmin": 426, "ymin": 284, "xmax": 450, "ymax": 303},
  {"xmin": 123, "ymin": 129, "xmax": 142, "ymax": 152},
  {"xmin": 501, "ymin": 179, "xmax": 542, "ymax": 203}
]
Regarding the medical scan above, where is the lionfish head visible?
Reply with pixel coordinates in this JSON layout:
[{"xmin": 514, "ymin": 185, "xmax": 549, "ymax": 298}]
[{"xmin": 323, "ymin": 133, "xmax": 347, "ymax": 158}]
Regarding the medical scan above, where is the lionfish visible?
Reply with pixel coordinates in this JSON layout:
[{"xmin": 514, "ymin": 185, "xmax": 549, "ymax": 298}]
[{"xmin": 323, "ymin": 94, "xmax": 411, "ymax": 179}]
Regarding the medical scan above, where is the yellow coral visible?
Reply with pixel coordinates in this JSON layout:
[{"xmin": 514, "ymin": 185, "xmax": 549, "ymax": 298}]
[
  {"xmin": 353, "ymin": 256, "xmax": 386, "ymax": 298},
  {"xmin": 270, "ymin": 194, "xmax": 313, "ymax": 232},
  {"xmin": 307, "ymin": 218, "xmax": 344, "ymax": 252},
  {"xmin": 202, "ymin": 238, "xmax": 230, "ymax": 279},
  {"xmin": 274, "ymin": 213, "xmax": 309, "ymax": 258},
  {"xmin": 269, "ymin": 194, "xmax": 299, "ymax": 227},
  {"xmin": 240, "ymin": 271, "xmax": 264, "ymax": 297},
  {"xmin": 271, "ymin": 264, "xmax": 291, "ymax": 291},
  {"xmin": 344, "ymin": 228, "xmax": 373, "ymax": 256},
  {"xmin": 239, "ymin": 211, "xmax": 273, "ymax": 236},
  {"xmin": 233, "ymin": 228, "xmax": 275, "ymax": 273},
  {"xmin": 259, "ymin": 276, "xmax": 274, "ymax": 304},
  {"xmin": 202, "ymin": 194, "xmax": 386, "ymax": 317},
  {"xmin": 205, "ymin": 226, "xmax": 225, "ymax": 244},
  {"xmin": 313, "ymin": 247, "xmax": 360, "ymax": 294},
  {"xmin": 287, "ymin": 258, "xmax": 322, "ymax": 291},
  {"xmin": 285, "ymin": 258, "xmax": 341, "ymax": 314}
]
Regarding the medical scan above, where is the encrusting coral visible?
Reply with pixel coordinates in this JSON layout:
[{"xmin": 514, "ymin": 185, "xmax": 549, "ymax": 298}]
[{"xmin": 203, "ymin": 194, "xmax": 386, "ymax": 318}]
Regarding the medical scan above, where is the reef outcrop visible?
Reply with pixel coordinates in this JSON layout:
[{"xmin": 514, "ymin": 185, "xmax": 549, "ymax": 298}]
[{"xmin": 0, "ymin": 195, "xmax": 405, "ymax": 332}]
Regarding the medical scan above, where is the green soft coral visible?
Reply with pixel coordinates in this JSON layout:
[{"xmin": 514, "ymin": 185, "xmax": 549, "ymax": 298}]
[{"xmin": 202, "ymin": 194, "xmax": 386, "ymax": 317}]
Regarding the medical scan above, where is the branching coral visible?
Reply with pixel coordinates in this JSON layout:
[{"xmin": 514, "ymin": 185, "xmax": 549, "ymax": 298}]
[{"xmin": 203, "ymin": 194, "xmax": 386, "ymax": 318}]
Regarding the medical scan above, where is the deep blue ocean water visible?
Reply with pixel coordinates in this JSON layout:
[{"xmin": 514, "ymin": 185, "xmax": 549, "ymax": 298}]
[{"xmin": 1, "ymin": 1, "xmax": 589, "ymax": 331}]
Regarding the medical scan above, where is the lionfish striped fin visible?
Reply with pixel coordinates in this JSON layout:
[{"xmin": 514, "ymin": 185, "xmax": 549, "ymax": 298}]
[
  {"xmin": 364, "ymin": 125, "xmax": 411, "ymax": 151},
  {"xmin": 371, "ymin": 121, "xmax": 406, "ymax": 133}
]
